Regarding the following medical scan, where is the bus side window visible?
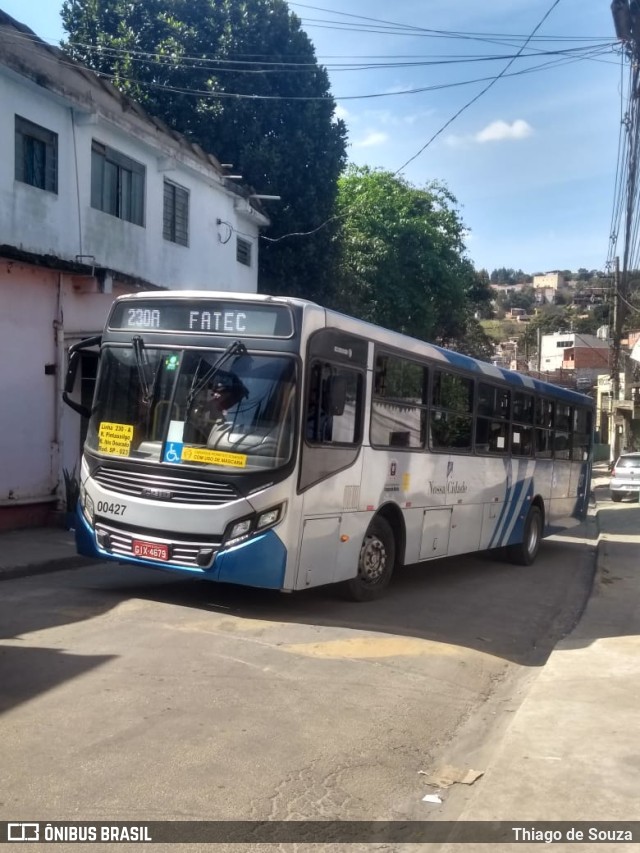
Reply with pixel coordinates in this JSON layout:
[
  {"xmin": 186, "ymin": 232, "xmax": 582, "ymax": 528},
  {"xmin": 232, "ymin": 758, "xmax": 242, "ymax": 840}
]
[
  {"xmin": 554, "ymin": 404, "xmax": 572, "ymax": 460},
  {"xmin": 306, "ymin": 363, "xmax": 362, "ymax": 445},
  {"xmin": 430, "ymin": 370, "xmax": 473, "ymax": 452},
  {"xmin": 535, "ymin": 396, "xmax": 554, "ymax": 459},
  {"xmin": 370, "ymin": 352, "xmax": 427, "ymax": 449},
  {"xmin": 475, "ymin": 382, "xmax": 510, "ymax": 454},
  {"xmin": 512, "ymin": 391, "xmax": 534, "ymax": 457},
  {"xmin": 572, "ymin": 407, "xmax": 592, "ymax": 461},
  {"xmin": 306, "ymin": 365, "xmax": 332, "ymax": 442}
]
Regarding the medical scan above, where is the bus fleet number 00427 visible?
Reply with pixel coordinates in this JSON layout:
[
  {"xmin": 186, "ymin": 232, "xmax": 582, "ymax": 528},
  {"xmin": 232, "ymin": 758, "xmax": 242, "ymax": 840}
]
[{"xmin": 97, "ymin": 501, "xmax": 127, "ymax": 516}]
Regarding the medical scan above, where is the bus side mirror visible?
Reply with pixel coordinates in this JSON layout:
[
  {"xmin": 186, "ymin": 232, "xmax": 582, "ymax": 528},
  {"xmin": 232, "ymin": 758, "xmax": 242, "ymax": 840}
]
[
  {"xmin": 325, "ymin": 375, "xmax": 347, "ymax": 416},
  {"xmin": 62, "ymin": 335, "xmax": 101, "ymax": 418}
]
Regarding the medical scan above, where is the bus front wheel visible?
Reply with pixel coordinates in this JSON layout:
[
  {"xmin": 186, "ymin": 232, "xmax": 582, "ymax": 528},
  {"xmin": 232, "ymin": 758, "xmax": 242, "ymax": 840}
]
[
  {"xmin": 344, "ymin": 516, "xmax": 396, "ymax": 601},
  {"xmin": 507, "ymin": 505, "xmax": 542, "ymax": 566}
]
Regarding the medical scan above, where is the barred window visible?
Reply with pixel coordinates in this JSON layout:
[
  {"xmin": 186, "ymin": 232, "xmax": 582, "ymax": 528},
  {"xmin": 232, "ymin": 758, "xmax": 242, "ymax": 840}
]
[
  {"xmin": 91, "ymin": 140, "xmax": 145, "ymax": 226},
  {"xmin": 163, "ymin": 180, "xmax": 189, "ymax": 246},
  {"xmin": 15, "ymin": 115, "xmax": 58, "ymax": 193}
]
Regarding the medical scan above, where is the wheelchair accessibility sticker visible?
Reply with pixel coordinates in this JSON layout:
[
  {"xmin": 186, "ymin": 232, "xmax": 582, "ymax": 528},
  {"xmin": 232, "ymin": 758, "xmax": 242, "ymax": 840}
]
[{"xmin": 164, "ymin": 442, "xmax": 184, "ymax": 463}]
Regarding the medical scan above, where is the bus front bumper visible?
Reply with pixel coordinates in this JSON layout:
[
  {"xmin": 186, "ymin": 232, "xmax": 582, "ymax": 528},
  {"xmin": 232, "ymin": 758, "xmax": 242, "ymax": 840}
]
[{"xmin": 75, "ymin": 509, "xmax": 287, "ymax": 590}]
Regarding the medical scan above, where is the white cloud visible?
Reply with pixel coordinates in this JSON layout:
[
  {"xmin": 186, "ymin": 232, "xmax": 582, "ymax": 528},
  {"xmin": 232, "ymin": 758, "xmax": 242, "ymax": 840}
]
[
  {"xmin": 334, "ymin": 104, "xmax": 350, "ymax": 122},
  {"xmin": 475, "ymin": 119, "xmax": 533, "ymax": 143},
  {"xmin": 353, "ymin": 131, "xmax": 389, "ymax": 148}
]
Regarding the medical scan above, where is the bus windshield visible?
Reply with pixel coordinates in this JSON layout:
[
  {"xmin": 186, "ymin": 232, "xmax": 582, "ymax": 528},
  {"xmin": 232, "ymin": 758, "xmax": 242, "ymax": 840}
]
[{"xmin": 85, "ymin": 344, "xmax": 297, "ymax": 470}]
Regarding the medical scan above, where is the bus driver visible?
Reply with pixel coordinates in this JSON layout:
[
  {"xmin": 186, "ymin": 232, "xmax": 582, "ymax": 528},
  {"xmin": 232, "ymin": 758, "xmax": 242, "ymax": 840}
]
[{"xmin": 191, "ymin": 373, "xmax": 248, "ymax": 444}]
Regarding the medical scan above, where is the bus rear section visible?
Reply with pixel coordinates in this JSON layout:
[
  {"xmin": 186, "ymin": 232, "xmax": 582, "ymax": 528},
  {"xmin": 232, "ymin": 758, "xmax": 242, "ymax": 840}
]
[{"xmin": 294, "ymin": 329, "xmax": 592, "ymax": 600}]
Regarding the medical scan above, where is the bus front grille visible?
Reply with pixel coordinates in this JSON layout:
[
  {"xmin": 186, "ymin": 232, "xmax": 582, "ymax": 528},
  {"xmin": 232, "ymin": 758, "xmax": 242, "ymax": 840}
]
[
  {"xmin": 94, "ymin": 520, "xmax": 220, "ymax": 569},
  {"xmin": 94, "ymin": 466, "xmax": 239, "ymax": 505}
]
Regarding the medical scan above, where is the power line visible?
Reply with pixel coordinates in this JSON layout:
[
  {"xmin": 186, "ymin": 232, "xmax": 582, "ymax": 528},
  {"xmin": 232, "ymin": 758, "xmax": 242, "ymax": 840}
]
[
  {"xmin": 393, "ymin": 0, "xmax": 564, "ymax": 176},
  {"xmin": 6, "ymin": 21, "xmax": 610, "ymax": 105},
  {"xmin": 48, "ymin": 27, "xmax": 616, "ymax": 74}
]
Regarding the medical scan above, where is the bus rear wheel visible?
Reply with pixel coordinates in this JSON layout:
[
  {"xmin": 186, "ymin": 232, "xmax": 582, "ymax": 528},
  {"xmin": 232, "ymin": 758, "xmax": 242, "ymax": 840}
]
[
  {"xmin": 344, "ymin": 516, "xmax": 395, "ymax": 601},
  {"xmin": 507, "ymin": 505, "xmax": 542, "ymax": 566}
]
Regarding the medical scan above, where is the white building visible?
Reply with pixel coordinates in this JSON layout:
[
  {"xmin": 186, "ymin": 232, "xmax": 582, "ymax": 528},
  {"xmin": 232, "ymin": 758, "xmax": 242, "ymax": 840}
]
[
  {"xmin": 539, "ymin": 331, "xmax": 610, "ymax": 375},
  {"xmin": 0, "ymin": 11, "xmax": 270, "ymax": 529}
]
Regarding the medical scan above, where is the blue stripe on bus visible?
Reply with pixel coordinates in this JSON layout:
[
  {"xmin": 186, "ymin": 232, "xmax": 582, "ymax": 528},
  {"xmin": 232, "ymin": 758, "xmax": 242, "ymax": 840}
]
[
  {"xmin": 503, "ymin": 472, "xmax": 535, "ymax": 546},
  {"xmin": 488, "ymin": 458, "xmax": 535, "ymax": 549},
  {"xmin": 496, "ymin": 462, "xmax": 527, "ymax": 546},
  {"xmin": 488, "ymin": 458, "xmax": 513, "ymax": 549},
  {"xmin": 435, "ymin": 348, "xmax": 592, "ymax": 406},
  {"xmin": 495, "ymin": 461, "xmax": 525, "ymax": 547}
]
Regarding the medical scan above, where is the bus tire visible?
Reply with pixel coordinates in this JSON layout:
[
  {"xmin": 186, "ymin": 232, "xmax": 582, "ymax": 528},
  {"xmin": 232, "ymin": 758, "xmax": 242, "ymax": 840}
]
[
  {"xmin": 343, "ymin": 516, "xmax": 396, "ymax": 602},
  {"xmin": 507, "ymin": 505, "xmax": 542, "ymax": 566}
]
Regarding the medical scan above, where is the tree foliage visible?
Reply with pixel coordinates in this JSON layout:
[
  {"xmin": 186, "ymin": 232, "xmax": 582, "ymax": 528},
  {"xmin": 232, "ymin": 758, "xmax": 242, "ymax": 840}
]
[
  {"xmin": 330, "ymin": 166, "xmax": 492, "ymax": 358},
  {"xmin": 573, "ymin": 304, "xmax": 610, "ymax": 335},
  {"xmin": 490, "ymin": 267, "xmax": 531, "ymax": 285},
  {"xmin": 519, "ymin": 306, "xmax": 572, "ymax": 351},
  {"xmin": 493, "ymin": 285, "xmax": 536, "ymax": 315},
  {"xmin": 60, "ymin": 0, "xmax": 347, "ymax": 297}
]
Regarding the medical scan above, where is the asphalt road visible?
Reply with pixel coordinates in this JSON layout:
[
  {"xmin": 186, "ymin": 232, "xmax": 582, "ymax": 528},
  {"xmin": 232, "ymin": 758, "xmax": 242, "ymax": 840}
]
[{"xmin": 0, "ymin": 524, "xmax": 596, "ymax": 838}]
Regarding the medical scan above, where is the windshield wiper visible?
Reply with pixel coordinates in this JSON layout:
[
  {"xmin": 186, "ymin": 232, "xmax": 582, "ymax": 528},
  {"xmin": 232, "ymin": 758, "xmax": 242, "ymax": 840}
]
[
  {"xmin": 132, "ymin": 336, "xmax": 158, "ymax": 405},
  {"xmin": 186, "ymin": 340, "xmax": 248, "ymax": 411}
]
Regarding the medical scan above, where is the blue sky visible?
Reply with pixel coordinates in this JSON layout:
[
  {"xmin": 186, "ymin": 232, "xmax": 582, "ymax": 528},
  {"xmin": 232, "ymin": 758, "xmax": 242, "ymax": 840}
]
[{"xmin": 1, "ymin": 0, "xmax": 623, "ymax": 275}]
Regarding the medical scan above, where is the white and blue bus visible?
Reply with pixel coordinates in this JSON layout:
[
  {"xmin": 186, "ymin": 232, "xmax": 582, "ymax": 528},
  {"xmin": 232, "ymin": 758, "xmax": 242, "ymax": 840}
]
[{"xmin": 64, "ymin": 291, "xmax": 593, "ymax": 600}]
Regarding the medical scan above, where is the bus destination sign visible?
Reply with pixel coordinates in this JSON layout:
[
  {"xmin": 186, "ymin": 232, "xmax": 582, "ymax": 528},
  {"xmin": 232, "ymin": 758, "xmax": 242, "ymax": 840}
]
[{"xmin": 108, "ymin": 300, "xmax": 294, "ymax": 338}]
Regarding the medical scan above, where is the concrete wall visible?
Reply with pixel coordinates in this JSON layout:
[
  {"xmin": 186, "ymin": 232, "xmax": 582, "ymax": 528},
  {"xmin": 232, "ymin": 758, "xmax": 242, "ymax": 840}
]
[
  {"xmin": 0, "ymin": 263, "xmax": 137, "ymax": 526},
  {"xmin": 0, "ymin": 265, "xmax": 58, "ymax": 507}
]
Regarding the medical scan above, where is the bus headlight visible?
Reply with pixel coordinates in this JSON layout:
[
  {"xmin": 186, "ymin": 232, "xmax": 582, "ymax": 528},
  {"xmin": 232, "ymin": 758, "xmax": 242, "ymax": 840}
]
[
  {"xmin": 224, "ymin": 502, "xmax": 286, "ymax": 547},
  {"xmin": 80, "ymin": 483, "xmax": 95, "ymax": 525},
  {"xmin": 257, "ymin": 506, "xmax": 282, "ymax": 530},
  {"xmin": 229, "ymin": 518, "xmax": 252, "ymax": 540}
]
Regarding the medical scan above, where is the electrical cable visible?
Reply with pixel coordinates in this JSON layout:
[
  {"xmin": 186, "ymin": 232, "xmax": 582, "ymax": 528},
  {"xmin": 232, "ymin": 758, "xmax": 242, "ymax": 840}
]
[{"xmin": 393, "ymin": 0, "xmax": 564, "ymax": 176}]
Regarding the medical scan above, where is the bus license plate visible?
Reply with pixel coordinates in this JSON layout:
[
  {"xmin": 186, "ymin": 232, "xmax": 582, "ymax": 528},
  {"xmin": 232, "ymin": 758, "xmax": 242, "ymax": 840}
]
[{"xmin": 133, "ymin": 540, "xmax": 169, "ymax": 560}]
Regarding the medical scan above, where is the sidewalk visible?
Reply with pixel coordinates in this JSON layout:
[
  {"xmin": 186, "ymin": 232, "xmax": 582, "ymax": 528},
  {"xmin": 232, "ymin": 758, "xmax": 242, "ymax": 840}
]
[
  {"xmin": 437, "ymin": 462, "xmax": 640, "ymax": 847},
  {"xmin": 0, "ymin": 524, "xmax": 92, "ymax": 580}
]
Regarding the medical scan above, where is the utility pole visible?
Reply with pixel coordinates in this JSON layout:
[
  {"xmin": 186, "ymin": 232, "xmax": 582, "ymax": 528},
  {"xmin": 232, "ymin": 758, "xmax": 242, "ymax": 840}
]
[
  {"xmin": 611, "ymin": 257, "xmax": 622, "ymax": 461},
  {"xmin": 610, "ymin": 0, "xmax": 640, "ymax": 459}
]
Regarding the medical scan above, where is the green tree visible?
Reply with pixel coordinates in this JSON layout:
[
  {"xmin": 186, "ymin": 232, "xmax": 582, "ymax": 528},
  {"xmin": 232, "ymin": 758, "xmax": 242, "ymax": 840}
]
[
  {"xmin": 331, "ymin": 166, "xmax": 490, "ymax": 356},
  {"xmin": 573, "ymin": 304, "xmax": 610, "ymax": 335},
  {"xmin": 489, "ymin": 267, "xmax": 530, "ymax": 285},
  {"xmin": 494, "ymin": 285, "xmax": 536, "ymax": 314},
  {"xmin": 61, "ymin": 0, "xmax": 347, "ymax": 298},
  {"xmin": 491, "ymin": 268, "xmax": 516, "ymax": 285},
  {"xmin": 519, "ymin": 306, "xmax": 572, "ymax": 354}
]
